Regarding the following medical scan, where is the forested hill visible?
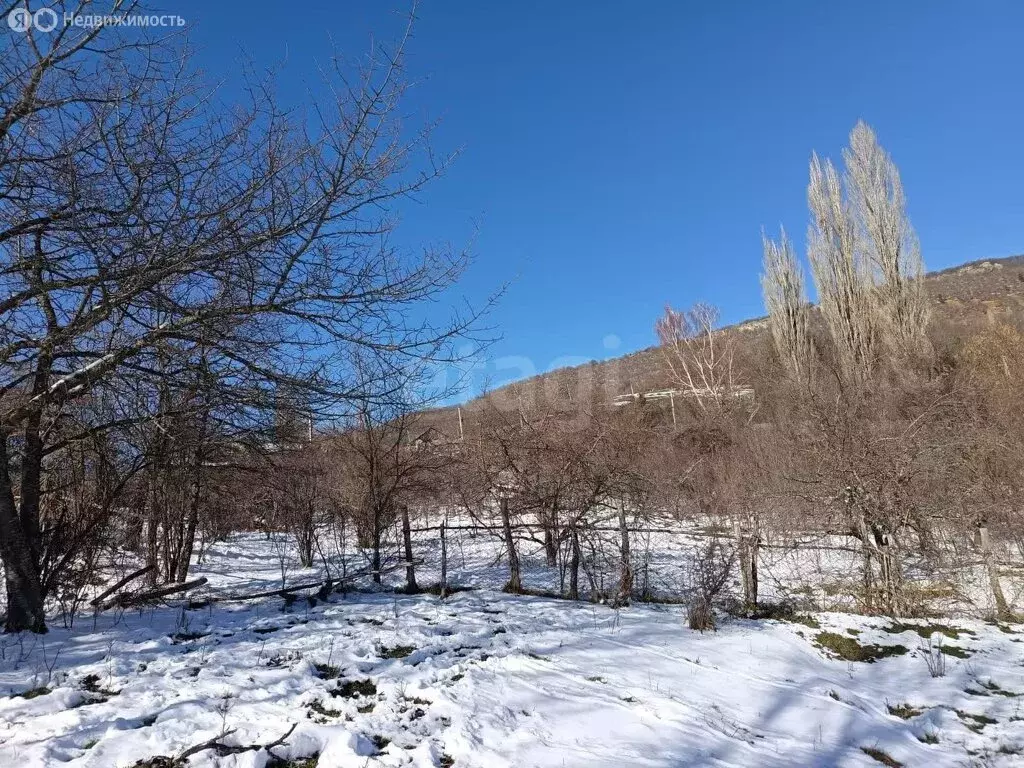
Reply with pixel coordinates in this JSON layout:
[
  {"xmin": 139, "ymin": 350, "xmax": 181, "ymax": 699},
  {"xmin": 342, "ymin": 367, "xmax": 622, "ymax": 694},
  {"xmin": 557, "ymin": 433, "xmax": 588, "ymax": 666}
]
[{"xmin": 416, "ymin": 254, "xmax": 1024, "ymax": 436}]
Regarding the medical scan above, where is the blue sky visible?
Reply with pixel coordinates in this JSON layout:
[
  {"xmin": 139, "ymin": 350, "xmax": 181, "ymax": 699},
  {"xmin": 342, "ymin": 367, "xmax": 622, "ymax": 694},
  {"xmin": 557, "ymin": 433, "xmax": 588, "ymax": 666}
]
[{"xmin": 175, "ymin": 1, "xmax": 1023, "ymax": 398}]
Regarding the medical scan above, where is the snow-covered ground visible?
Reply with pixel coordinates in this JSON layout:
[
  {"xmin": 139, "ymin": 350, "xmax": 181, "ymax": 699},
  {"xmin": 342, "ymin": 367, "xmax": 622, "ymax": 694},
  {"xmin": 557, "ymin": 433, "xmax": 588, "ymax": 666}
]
[{"xmin": 2, "ymin": 533, "xmax": 1024, "ymax": 767}]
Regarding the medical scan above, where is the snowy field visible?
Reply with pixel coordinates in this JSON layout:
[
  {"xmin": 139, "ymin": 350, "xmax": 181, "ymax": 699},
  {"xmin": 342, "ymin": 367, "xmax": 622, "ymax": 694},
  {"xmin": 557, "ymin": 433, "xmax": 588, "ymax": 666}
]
[{"xmin": 2, "ymin": 533, "xmax": 1024, "ymax": 767}]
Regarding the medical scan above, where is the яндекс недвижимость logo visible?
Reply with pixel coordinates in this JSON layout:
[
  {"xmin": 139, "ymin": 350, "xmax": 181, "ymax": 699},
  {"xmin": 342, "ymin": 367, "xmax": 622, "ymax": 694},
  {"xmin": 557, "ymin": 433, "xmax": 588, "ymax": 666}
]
[
  {"xmin": 7, "ymin": 6, "xmax": 184, "ymax": 32},
  {"xmin": 7, "ymin": 6, "xmax": 57, "ymax": 32}
]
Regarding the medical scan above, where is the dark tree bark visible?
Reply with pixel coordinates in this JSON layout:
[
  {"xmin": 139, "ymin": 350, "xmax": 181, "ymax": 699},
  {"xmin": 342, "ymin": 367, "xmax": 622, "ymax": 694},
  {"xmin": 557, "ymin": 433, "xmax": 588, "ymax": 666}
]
[
  {"xmin": 543, "ymin": 523, "xmax": 556, "ymax": 568},
  {"xmin": 176, "ymin": 474, "xmax": 202, "ymax": 583},
  {"xmin": 145, "ymin": 498, "xmax": 160, "ymax": 589},
  {"xmin": 295, "ymin": 499, "xmax": 316, "ymax": 570},
  {"xmin": 0, "ymin": 434, "xmax": 47, "ymax": 633},
  {"xmin": 542, "ymin": 503, "xmax": 559, "ymax": 568},
  {"xmin": 371, "ymin": 511, "xmax": 383, "ymax": 584},
  {"xmin": 18, "ymin": 412, "xmax": 44, "ymax": 571},
  {"xmin": 0, "ymin": 357, "xmax": 50, "ymax": 631}
]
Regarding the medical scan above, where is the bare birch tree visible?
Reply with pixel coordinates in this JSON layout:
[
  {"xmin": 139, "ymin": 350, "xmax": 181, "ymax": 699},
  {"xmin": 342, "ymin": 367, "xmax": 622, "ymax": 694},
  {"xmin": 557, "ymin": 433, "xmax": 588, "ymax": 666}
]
[{"xmin": 655, "ymin": 302, "xmax": 736, "ymax": 417}]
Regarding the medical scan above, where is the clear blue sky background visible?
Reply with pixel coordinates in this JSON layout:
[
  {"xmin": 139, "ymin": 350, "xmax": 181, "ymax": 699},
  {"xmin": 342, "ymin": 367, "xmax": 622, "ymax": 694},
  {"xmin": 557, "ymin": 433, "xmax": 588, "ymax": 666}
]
[{"xmin": 175, "ymin": 1, "xmax": 1023, "ymax": 399}]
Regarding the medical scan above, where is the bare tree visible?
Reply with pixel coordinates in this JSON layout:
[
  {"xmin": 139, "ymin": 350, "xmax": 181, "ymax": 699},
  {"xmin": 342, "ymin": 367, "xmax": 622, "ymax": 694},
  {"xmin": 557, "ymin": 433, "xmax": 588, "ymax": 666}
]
[
  {"xmin": 655, "ymin": 302, "xmax": 737, "ymax": 416},
  {"xmin": 0, "ymin": 2, "xmax": 483, "ymax": 631},
  {"xmin": 805, "ymin": 121, "xmax": 930, "ymax": 391},
  {"xmin": 807, "ymin": 153, "xmax": 877, "ymax": 385},
  {"xmin": 333, "ymin": 407, "xmax": 442, "ymax": 584},
  {"xmin": 267, "ymin": 444, "xmax": 325, "ymax": 571},
  {"xmin": 761, "ymin": 227, "xmax": 813, "ymax": 386},
  {"xmin": 843, "ymin": 121, "xmax": 929, "ymax": 357},
  {"xmin": 956, "ymin": 323, "xmax": 1024, "ymax": 618}
]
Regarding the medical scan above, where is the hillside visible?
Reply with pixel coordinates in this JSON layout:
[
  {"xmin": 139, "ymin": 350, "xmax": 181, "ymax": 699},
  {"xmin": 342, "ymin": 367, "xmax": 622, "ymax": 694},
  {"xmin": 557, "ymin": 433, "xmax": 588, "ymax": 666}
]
[{"xmin": 417, "ymin": 255, "xmax": 1024, "ymax": 437}]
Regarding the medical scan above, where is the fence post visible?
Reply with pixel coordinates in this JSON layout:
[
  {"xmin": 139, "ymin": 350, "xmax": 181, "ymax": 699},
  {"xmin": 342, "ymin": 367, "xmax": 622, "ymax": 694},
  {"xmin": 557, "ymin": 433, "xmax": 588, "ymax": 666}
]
[
  {"xmin": 440, "ymin": 520, "xmax": 448, "ymax": 599},
  {"xmin": 568, "ymin": 524, "xmax": 580, "ymax": 600},
  {"xmin": 543, "ymin": 509, "xmax": 558, "ymax": 567},
  {"xmin": 616, "ymin": 504, "xmax": 632, "ymax": 605},
  {"xmin": 401, "ymin": 504, "xmax": 417, "ymax": 593},
  {"xmin": 734, "ymin": 517, "xmax": 758, "ymax": 616}
]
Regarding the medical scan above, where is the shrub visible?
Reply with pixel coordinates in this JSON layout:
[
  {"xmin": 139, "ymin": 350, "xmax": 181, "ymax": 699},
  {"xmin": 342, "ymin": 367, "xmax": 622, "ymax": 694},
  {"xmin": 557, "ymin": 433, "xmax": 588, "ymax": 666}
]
[
  {"xmin": 685, "ymin": 538, "xmax": 732, "ymax": 632},
  {"xmin": 333, "ymin": 679, "xmax": 377, "ymax": 699},
  {"xmin": 378, "ymin": 644, "xmax": 415, "ymax": 659},
  {"xmin": 688, "ymin": 595, "xmax": 715, "ymax": 632},
  {"xmin": 919, "ymin": 636, "xmax": 946, "ymax": 678},
  {"xmin": 313, "ymin": 663, "xmax": 341, "ymax": 679}
]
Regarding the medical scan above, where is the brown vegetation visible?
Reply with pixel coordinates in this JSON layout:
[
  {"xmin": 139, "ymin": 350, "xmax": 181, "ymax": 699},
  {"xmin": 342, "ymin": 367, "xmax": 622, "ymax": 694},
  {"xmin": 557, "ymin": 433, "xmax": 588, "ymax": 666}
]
[{"xmin": 0, "ymin": 5, "xmax": 1020, "ymax": 634}]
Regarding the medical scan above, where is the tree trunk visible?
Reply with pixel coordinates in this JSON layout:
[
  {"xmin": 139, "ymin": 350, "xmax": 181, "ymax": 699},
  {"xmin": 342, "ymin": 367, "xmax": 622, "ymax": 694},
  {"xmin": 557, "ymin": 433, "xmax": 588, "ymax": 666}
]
[
  {"xmin": 126, "ymin": 510, "xmax": 144, "ymax": 553},
  {"xmin": 0, "ymin": 434, "xmax": 47, "ymax": 633},
  {"xmin": 500, "ymin": 496, "xmax": 521, "ymax": 593},
  {"xmin": 162, "ymin": 502, "xmax": 175, "ymax": 583},
  {"xmin": 168, "ymin": 484, "xmax": 184, "ymax": 582},
  {"xmin": 146, "ymin": 502, "xmax": 160, "ymax": 588},
  {"xmin": 18, "ymin": 413, "xmax": 44, "ymax": 573},
  {"xmin": 543, "ymin": 516, "xmax": 557, "ymax": 567},
  {"xmin": 749, "ymin": 523, "xmax": 760, "ymax": 612},
  {"xmin": 295, "ymin": 501, "xmax": 316, "ymax": 569},
  {"xmin": 616, "ymin": 504, "xmax": 632, "ymax": 605},
  {"xmin": 401, "ymin": 504, "xmax": 417, "ymax": 593},
  {"xmin": 735, "ymin": 515, "xmax": 759, "ymax": 616},
  {"xmin": 371, "ymin": 508, "xmax": 382, "ymax": 584},
  {"xmin": 17, "ymin": 355, "xmax": 51, "ymax": 581},
  {"xmin": 175, "ymin": 472, "xmax": 202, "ymax": 583},
  {"xmin": 979, "ymin": 525, "xmax": 1010, "ymax": 620},
  {"xmin": 851, "ymin": 502, "xmax": 875, "ymax": 612},
  {"xmin": 913, "ymin": 509, "xmax": 937, "ymax": 562},
  {"xmin": 568, "ymin": 524, "xmax": 580, "ymax": 600},
  {"xmin": 146, "ymin": 461, "xmax": 162, "ymax": 587},
  {"xmin": 543, "ymin": 502, "xmax": 559, "ymax": 567},
  {"xmin": 860, "ymin": 522, "xmax": 904, "ymax": 618},
  {"xmin": 870, "ymin": 526, "xmax": 905, "ymax": 617}
]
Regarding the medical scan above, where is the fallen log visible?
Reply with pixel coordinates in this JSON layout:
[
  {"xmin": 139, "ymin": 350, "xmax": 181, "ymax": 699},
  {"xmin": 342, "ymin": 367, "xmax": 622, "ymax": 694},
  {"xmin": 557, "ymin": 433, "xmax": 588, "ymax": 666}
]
[
  {"xmin": 176, "ymin": 722, "xmax": 297, "ymax": 762},
  {"xmin": 186, "ymin": 560, "xmax": 423, "ymax": 608},
  {"xmin": 90, "ymin": 564, "xmax": 154, "ymax": 607},
  {"xmin": 101, "ymin": 577, "xmax": 208, "ymax": 610},
  {"xmin": 99, "ymin": 560, "xmax": 427, "ymax": 612},
  {"xmin": 211, "ymin": 579, "xmax": 329, "ymax": 604},
  {"xmin": 330, "ymin": 559, "xmax": 421, "ymax": 591}
]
